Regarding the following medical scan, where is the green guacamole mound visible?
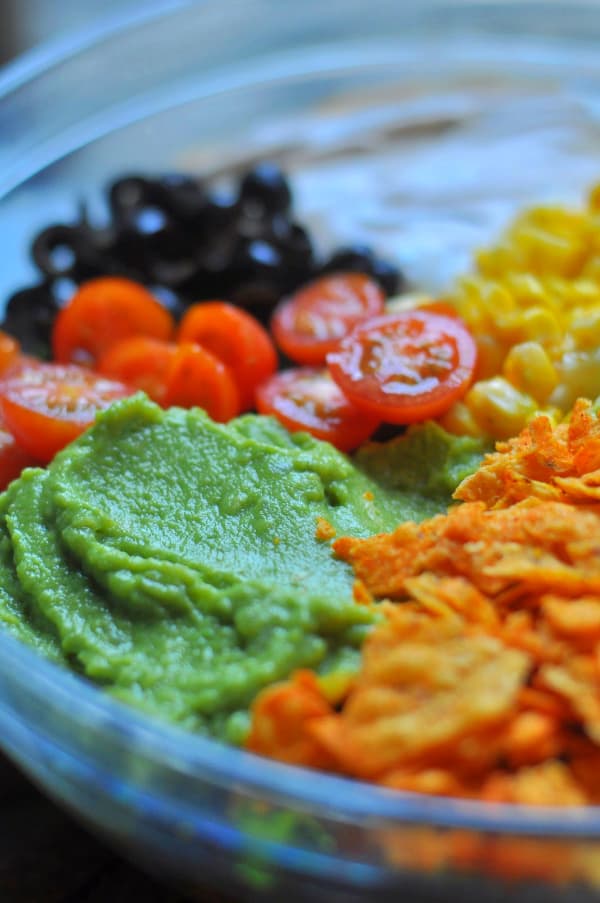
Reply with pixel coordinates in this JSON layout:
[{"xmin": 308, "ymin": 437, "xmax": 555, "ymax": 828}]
[{"xmin": 0, "ymin": 394, "xmax": 486, "ymax": 743}]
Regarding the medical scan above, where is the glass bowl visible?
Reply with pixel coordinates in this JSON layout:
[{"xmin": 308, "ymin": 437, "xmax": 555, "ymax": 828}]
[{"xmin": 2, "ymin": 2, "xmax": 600, "ymax": 900}]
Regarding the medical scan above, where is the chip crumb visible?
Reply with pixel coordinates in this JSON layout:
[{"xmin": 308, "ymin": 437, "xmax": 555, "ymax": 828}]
[{"xmin": 315, "ymin": 516, "xmax": 336, "ymax": 541}]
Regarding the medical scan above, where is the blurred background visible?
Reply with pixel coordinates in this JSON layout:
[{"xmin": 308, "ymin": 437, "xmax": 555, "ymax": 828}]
[{"xmin": 0, "ymin": 0, "xmax": 137, "ymax": 65}]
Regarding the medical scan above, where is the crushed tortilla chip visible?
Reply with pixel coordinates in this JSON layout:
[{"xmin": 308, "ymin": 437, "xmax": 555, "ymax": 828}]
[{"xmin": 455, "ymin": 398, "xmax": 600, "ymax": 508}]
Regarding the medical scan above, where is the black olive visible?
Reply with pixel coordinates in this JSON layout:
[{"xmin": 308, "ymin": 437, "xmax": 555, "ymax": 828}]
[
  {"xmin": 151, "ymin": 173, "xmax": 207, "ymax": 223},
  {"xmin": 147, "ymin": 257, "xmax": 199, "ymax": 291},
  {"xmin": 239, "ymin": 163, "xmax": 292, "ymax": 216},
  {"xmin": 2, "ymin": 283, "xmax": 58, "ymax": 355},
  {"xmin": 108, "ymin": 175, "xmax": 153, "ymax": 222},
  {"xmin": 369, "ymin": 257, "xmax": 405, "ymax": 296},
  {"xmin": 318, "ymin": 244, "xmax": 404, "ymax": 296},
  {"xmin": 31, "ymin": 225, "xmax": 81, "ymax": 279},
  {"xmin": 228, "ymin": 282, "xmax": 282, "ymax": 321},
  {"xmin": 111, "ymin": 206, "xmax": 193, "ymax": 278},
  {"xmin": 233, "ymin": 238, "xmax": 284, "ymax": 281},
  {"xmin": 318, "ymin": 244, "xmax": 376, "ymax": 276},
  {"xmin": 50, "ymin": 277, "xmax": 78, "ymax": 308},
  {"xmin": 200, "ymin": 189, "xmax": 240, "ymax": 235}
]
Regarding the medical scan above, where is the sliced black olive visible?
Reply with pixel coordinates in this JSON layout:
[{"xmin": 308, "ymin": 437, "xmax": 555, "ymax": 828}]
[
  {"xmin": 2, "ymin": 283, "xmax": 58, "ymax": 355},
  {"xmin": 369, "ymin": 257, "xmax": 405, "ymax": 296},
  {"xmin": 318, "ymin": 244, "xmax": 376, "ymax": 276},
  {"xmin": 31, "ymin": 225, "xmax": 81, "ymax": 279},
  {"xmin": 152, "ymin": 173, "xmax": 207, "ymax": 223},
  {"xmin": 318, "ymin": 244, "xmax": 404, "ymax": 296},
  {"xmin": 239, "ymin": 163, "xmax": 292, "ymax": 216},
  {"xmin": 108, "ymin": 175, "xmax": 153, "ymax": 222}
]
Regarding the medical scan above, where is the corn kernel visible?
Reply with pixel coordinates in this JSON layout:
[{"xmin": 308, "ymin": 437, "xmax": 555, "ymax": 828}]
[
  {"xmin": 465, "ymin": 377, "xmax": 537, "ymax": 440},
  {"xmin": 438, "ymin": 401, "xmax": 483, "ymax": 438},
  {"xmin": 580, "ymin": 255, "xmax": 600, "ymax": 281},
  {"xmin": 523, "ymin": 206, "xmax": 586, "ymax": 237},
  {"xmin": 502, "ymin": 341, "xmax": 558, "ymax": 403},
  {"xmin": 549, "ymin": 349, "xmax": 600, "ymax": 411},
  {"xmin": 504, "ymin": 274, "xmax": 547, "ymax": 308},
  {"xmin": 474, "ymin": 334, "xmax": 507, "ymax": 381},
  {"xmin": 568, "ymin": 306, "xmax": 600, "ymax": 350},
  {"xmin": 476, "ymin": 245, "xmax": 521, "ymax": 278},
  {"xmin": 568, "ymin": 279, "xmax": 600, "ymax": 306},
  {"xmin": 517, "ymin": 306, "xmax": 562, "ymax": 347},
  {"xmin": 512, "ymin": 226, "xmax": 587, "ymax": 278}
]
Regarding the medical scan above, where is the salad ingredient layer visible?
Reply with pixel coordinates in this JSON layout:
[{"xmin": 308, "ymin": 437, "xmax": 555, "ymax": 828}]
[
  {"xmin": 4, "ymin": 165, "xmax": 402, "ymax": 356},
  {"xmin": 248, "ymin": 400, "xmax": 600, "ymax": 804},
  {"xmin": 442, "ymin": 188, "xmax": 600, "ymax": 439},
  {"xmin": 0, "ymin": 393, "xmax": 482, "ymax": 741}
]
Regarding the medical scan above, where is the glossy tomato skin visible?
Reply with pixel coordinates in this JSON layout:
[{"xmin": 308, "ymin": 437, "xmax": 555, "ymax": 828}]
[
  {"xmin": 0, "ymin": 363, "xmax": 133, "ymax": 463},
  {"xmin": 255, "ymin": 367, "xmax": 380, "ymax": 452},
  {"xmin": 271, "ymin": 273, "xmax": 385, "ymax": 366},
  {"xmin": 178, "ymin": 302, "xmax": 278, "ymax": 410},
  {"xmin": 327, "ymin": 311, "xmax": 477, "ymax": 425},
  {"xmin": 98, "ymin": 337, "xmax": 178, "ymax": 404},
  {"xmin": 52, "ymin": 277, "xmax": 174, "ymax": 368},
  {"xmin": 162, "ymin": 342, "xmax": 241, "ymax": 422}
]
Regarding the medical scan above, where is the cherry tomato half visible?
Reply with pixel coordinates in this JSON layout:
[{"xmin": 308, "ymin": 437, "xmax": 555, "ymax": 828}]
[
  {"xmin": 255, "ymin": 367, "xmax": 380, "ymax": 452},
  {"xmin": 271, "ymin": 273, "xmax": 385, "ymax": 366},
  {"xmin": 0, "ymin": 363, "xmax": 134, "ymax": 463},
  {"xmin": 162, "ymin": 342, "xmax": 241, "ymax": 422},
  {"xmin": 178, "ymin": 302, "xmax": 278, "ymax": 410},
  {"xmin": 327, "ymin": 311, "xmax": 477, "ymax": 425},
  {"xmin": 98, "ymin": 337, "xmax": 178, "ymax": 405},
  {"xmin": 52, "ymin": 277, "xmax": 175, "ymax": 368},
  {"xmin": 0, "ymin": 331, "xmax": 20, "ymax": 376}
]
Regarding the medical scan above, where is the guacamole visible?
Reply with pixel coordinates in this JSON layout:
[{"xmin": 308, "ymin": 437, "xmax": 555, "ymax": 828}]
[{"xmin": 0, "ymin": 394, "xmax": 485, "ymax": 742}]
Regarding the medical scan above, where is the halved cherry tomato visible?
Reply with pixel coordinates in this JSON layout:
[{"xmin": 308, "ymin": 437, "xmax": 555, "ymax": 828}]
[
  {"xmin": 255, "ymin": 367, "xmax": 380, "ymax": 452},
  {"xmin": 0, "ymin": 420, "xmax": 37, "ymax": 489},
  {"xmin": 162, "ymin": 342, "xmax": 241, "ymax": 422},
  {"xmin": 327, "ymin": 311, "xmax": 477, "ymax": 425},
  {"xmin": 0, "ymin": 363, "xmax": 134, "ymax": 463},
  {"xmin": 178, "ymin": 302, "xmax": 278, "ymax": 409},
  {"xmin": 271, "ymin": 273, "xmax": 385, "ymax": 366},
  {"xmin": 0, "ymin": 331, "xmax": 20, "ymax": 376},
  {"xmin": 98, "ymin": 337, "xmax": 178, "ymax": 405},
  {"xmin": 52, "ymin": 277, "xmax": 175, "ymax": 368}
]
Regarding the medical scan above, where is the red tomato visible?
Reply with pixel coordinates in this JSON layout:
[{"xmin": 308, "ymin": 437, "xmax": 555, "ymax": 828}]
[
  {"xmin": 178, "ymin": 302, "xmax": 278, "ymax": 409},
  {"xmin": 162, "ymin": 342, "xmax": 241, "ymax": 422},
  {"xmin": 98, "ymin": 337, "xmax": 178, "ymax": 404},
  {"xmin": 0, "ymin": 363, "xmax": 133, "ymax": 463},
  {"xmin": 271, "ymin": 273, "xmax": 385, "ymax": 365},
  {"xmin": 327, "ymin": 311, "xmax": 477, "ymax": 425},
  {"xmin": 0, "ymin": 331, "xmax": 20, "ymax": 376},
  {"xmin": 255, "ymin": 367, "xmax": 380, "ymax": 452},
  {"xmin": 0, "ymin": 422, "xmax": 37, "ymax": 489},
  {"xmin": 52, "ymin": 277, "xmax": 175, "ymax": 368}
]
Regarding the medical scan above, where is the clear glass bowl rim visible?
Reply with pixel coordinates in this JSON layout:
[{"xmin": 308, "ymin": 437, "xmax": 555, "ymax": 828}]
[{"xmin": 1, "ymin": 0, "xmax": 600, "ymax": 841}]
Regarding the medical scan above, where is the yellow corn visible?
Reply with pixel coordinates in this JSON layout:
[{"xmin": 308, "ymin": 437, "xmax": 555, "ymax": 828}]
[
  {"xmin": 549, "ymin": 350, "xmax": 600, "ymax": 411},
  {"xmin": 502, "ymin": 342, "xmax": 558, "ymax": 403},
  {"xmin": 569, "ymin": 306, "xmax": 600, "ymax": 350},
  {"xmin": 442, "ymin": 183, "xmax": 600, "ymax": 438},
  {"xmin": 438, "ymin": 401, "xmax": 482, "ymax": 438},
  {"xmin": 465, "ymin": 377, "xmax": 538, "ymax": 441}
]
